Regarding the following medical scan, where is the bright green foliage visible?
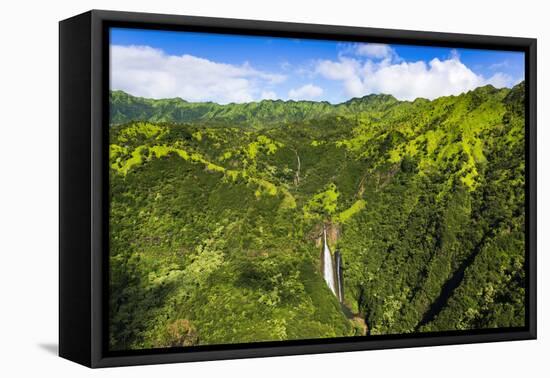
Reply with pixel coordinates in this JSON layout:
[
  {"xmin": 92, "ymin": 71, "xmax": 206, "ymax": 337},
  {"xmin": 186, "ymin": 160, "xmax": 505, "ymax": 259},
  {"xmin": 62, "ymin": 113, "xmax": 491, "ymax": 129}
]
[
  {"xmin": 109, "ymin": 83, "xmax": 526, "ymax": 350},
  {"xmin": 110, "ymin": 90, "xmax": 399, "ymax": 127},
  {"xmin": 336, "ymin": 199, "xmax": 366, "ymax": 223},
  {"xmin": 303, "ymin": 183, "xmax": 340, "ymax": 220}
]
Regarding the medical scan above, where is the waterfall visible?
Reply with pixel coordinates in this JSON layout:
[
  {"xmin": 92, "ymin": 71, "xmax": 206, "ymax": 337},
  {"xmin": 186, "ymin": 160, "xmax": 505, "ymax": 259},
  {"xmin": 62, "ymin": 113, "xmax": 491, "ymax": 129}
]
[
  {"xmin": 323, "ymin": 227, "xmax": 337, "ymax": 296},
  {"xmin": 335, "ymin": 250, "xmax": 344, "ymax": 302}
]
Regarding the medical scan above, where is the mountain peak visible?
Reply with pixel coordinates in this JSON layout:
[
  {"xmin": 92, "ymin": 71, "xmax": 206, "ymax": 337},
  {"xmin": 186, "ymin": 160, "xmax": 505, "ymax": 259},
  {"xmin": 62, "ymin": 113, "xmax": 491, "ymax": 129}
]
[{"xmin": 345, "ymin": 93, "xmax": 398, "ymax": 105}]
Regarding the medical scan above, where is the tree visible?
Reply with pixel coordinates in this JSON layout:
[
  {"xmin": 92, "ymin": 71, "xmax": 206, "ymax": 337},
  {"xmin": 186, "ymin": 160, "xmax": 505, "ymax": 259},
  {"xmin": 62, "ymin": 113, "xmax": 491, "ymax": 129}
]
[{"xmin": 303, "ymin": 183, "xmax": 340, "ymax": 221}]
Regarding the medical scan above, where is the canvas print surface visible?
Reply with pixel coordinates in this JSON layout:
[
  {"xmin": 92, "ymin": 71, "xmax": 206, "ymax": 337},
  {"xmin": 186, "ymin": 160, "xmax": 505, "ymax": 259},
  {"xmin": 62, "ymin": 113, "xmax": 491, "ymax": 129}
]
[{"xmin": 108, "ymin": 27, "xmax": 526, "ymax": 351}]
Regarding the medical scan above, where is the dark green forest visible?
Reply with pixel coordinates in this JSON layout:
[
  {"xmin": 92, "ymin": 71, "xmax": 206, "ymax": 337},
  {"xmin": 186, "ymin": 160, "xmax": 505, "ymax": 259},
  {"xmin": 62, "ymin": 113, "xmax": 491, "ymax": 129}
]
[{"xmin": 109, "ymin": 82, "xmax": 526, "ymax": 350}]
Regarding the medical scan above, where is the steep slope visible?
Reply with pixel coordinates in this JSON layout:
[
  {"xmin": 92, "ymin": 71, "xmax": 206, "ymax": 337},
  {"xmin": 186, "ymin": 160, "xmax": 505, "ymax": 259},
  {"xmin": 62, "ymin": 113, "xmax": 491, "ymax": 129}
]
[{"xmin": 108, "ymin": 82, "xmax": 526, "ymax": 349}]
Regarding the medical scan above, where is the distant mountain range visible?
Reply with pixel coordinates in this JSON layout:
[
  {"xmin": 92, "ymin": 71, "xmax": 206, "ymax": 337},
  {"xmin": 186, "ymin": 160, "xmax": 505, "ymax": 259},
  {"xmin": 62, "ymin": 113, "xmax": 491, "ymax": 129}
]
[
  {"xmin": 110, "ymin": 89, "xmax": 406, "ymax": 126},
  {"xmin": 110, "ymin": 84, "xmax": 524, "ymax": 127}
]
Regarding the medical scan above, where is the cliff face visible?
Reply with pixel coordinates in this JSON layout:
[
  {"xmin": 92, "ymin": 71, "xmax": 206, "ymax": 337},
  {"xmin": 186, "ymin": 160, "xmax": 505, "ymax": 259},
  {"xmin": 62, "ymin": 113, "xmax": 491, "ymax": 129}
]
[{"xmin": 312, "ymin": 222, "xmax": 341, "ymax": 249}]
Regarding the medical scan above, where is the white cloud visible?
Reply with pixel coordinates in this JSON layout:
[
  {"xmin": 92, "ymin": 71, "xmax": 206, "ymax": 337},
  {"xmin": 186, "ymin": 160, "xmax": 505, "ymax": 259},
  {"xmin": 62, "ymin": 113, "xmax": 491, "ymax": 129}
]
[
  {"xmin": 260, "ymin": 90, "xmax": 278, "ymax": 100},
  {"xmin": 110, "ymin": 45, "xmax": 286, "ymax": 104},
  {"xmin": 288, "ymin": 84, "xmax": 324, "ymax": 100},
  {"xmin": 485, "ymin": 72, "xmax": 516, "ymax": 88},
  {"xmin": 316, "ymin": 57, "xmax": 363, "ymax": 96},
  {"xmin": 316, "ymin": 54, "xmax": 517, "ymax": 101},
  {"xmin": 354, "ymin": 43, "xmax": 395, "ymax": 60},
  {"xmin": 449, "ymin": 49, "xmax": 461, "ymax": 60},
  {"xmin": 111, "ymin": 43, "xmax": 520, "ymax": 104},
  {"xmin": 280, "ymin": 61, "xmax": 292, "ymax": 71}
]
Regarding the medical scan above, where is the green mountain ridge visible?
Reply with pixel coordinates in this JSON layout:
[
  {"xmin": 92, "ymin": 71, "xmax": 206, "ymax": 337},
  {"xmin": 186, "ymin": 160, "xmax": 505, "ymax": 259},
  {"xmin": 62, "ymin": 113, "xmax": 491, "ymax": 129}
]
[
  {"xmin": 110, "ymin": 87, "xmax": 482, "ymax": 126},
  {"xmin": 108, "ymin": 82, "xmax": 526, "ymax": 350}
]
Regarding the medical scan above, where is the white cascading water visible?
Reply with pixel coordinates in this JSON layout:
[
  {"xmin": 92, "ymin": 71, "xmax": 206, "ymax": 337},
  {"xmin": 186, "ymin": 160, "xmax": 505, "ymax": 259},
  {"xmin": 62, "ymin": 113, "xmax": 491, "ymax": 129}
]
[
  {"xmin": 323, "ymin": 227, "xmax": 337, "ymax": 296},
  {"xmin": 335, "ymin": 253, "xmax": 343, "ymax": 301}
]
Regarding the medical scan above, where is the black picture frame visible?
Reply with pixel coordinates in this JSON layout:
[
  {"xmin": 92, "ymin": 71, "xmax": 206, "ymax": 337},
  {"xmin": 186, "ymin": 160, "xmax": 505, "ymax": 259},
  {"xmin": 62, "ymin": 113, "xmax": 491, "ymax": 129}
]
[{"xmin": 59, "ymin": 9, "xmax": 537, "ymax": 368}]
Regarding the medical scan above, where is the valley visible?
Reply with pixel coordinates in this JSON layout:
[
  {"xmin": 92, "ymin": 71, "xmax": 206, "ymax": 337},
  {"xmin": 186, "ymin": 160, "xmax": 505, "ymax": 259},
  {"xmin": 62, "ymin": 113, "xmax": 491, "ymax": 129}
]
[{"xmin": 108, "ymin": 82, "xmax": 526, "ymax": 350}]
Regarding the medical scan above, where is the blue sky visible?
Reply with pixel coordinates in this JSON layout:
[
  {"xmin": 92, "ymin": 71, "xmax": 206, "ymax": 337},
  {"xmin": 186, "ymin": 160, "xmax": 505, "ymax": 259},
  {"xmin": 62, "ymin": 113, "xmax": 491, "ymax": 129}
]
[{"xmin": 110, "ymin": 27, "xmax": 524, "ymax": 104}]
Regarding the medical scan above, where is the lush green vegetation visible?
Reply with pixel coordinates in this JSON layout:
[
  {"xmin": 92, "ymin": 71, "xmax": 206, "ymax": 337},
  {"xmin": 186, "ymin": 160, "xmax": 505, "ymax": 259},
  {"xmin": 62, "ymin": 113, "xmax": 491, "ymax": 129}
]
[{"xmin": 109, "ymin": 83, "xmax": 526, "ymax": 350}]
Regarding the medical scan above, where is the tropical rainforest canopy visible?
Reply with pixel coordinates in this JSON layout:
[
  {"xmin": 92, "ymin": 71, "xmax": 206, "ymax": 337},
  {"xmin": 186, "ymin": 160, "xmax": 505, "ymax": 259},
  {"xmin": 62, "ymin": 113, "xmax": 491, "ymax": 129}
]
[{"xmin": 109, "ymin": 82, "xmax": 526, "ymax": 350}]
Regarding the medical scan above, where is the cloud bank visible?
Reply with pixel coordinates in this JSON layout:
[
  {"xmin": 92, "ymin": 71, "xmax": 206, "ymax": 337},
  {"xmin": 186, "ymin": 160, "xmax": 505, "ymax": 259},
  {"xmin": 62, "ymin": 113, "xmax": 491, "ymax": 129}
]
[
  {"xmin": 288, "ymin": 84, "xmax": 324, "ymax": 100},
  {"xmin": 317, "ymin": 44, "xmax": 517, "ymax": 101},
  {"xmin": 111, "ymin": 42, "xmax": 521, "ymax": 104},
  {"xmin": 111, "ymin": 45, "xmax": 285, "ymax": 104}
]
